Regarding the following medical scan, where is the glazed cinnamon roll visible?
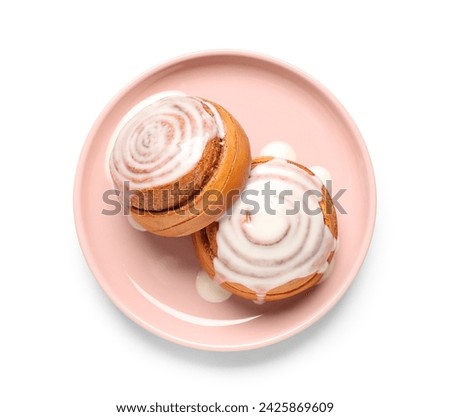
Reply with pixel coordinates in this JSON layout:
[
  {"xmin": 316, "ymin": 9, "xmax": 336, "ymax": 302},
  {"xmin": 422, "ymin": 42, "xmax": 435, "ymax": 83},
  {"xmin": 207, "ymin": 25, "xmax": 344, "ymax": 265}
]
[
  {"xmin": 192, "ymin": 157, "xmax": 338, "ymax": 302},
  {"xmin": 109, "ymin": 94, "xmax": 251, "ymax": 237}
]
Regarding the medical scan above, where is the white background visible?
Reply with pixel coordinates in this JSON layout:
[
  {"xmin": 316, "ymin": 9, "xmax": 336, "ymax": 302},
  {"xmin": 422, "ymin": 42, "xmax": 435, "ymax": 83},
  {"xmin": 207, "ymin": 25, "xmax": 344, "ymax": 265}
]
[{"xmin": 1, "ymin": 1, "xmax": 449, "ymax": 416}]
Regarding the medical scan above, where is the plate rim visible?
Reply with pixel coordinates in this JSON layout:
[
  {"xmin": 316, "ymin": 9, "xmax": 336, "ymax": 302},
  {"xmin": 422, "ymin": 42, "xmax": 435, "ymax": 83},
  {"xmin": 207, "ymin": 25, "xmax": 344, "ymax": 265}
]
[{"xmin": 73, "ymin": 49, "xmax": 377, "ymax": 351}]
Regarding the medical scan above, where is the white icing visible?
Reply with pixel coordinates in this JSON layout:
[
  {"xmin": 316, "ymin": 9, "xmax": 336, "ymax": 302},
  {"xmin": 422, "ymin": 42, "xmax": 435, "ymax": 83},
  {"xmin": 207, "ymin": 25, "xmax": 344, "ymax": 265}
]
[
  {"xmin": 242, "ymin": 208, "xmax": 290, "ymax": 245},
  {"xmin": 127, "ymin": 215, "xmax": 146, "ymax": 231},
  {"xmin": 318, "ymin": 257, "xmax": 335, "ymax": 285},
  {"xmin": 213, "ymin": 158, "xmax": 337, "ymax": 301},
  {"xmin": 105, "ymin": 91, "xmax": 185, "ymax": 182},
  {"xmin": 109, "ymin": 94, "xmax": 225, "ymax": 190},
  {"xmin": 259, "ymin": 141, "xmax": 297, "ymax": 161},
  {"xmin": 195, "ymin": 269, "xmax": 231, "ymax": 303},
  {"xmin": 310, "ymin": 165, "xmax": 332, "ymax": 192}
]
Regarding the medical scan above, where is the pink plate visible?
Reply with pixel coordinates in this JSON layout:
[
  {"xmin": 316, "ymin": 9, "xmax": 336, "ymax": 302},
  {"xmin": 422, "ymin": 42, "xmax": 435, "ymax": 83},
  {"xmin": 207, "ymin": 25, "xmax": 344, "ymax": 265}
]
[{"xmin": 74, "ymin": 51, "xmax": 376, "ymax": 351}]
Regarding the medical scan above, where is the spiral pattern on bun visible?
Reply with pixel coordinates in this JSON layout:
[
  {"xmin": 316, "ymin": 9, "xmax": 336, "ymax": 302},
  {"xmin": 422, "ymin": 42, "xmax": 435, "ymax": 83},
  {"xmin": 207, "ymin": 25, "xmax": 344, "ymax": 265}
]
[
  {"xmin": 110, "ymin": 95, "xmax": 225, "ymax": 190},
  {"xmin": 192, "ymin": 157, "xmax": 338, "ymax": 302},
  {"xmin": 107, "ymin": 93, "xmax": 251, "ymax": 237}
]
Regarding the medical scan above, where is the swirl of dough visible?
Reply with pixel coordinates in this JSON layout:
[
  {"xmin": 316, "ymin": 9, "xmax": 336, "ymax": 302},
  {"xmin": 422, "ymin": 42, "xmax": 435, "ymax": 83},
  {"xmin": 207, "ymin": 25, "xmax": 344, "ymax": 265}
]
[
  {"xmin": 110, "ymin": 95, "xmax": 225, "ymax": 190},
  {"xmin": 213, "ymin": 158, "xmax": 337, "ymax": 300}
]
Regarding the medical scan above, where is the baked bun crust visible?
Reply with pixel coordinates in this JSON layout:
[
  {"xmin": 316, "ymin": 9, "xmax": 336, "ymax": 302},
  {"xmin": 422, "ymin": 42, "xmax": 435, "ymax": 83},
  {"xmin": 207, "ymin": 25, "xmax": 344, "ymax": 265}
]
[
  {"xmin": 109, "ymin": 96, "xmax": 251, "ymax": 237},
  {"xmin": 192, "ymin": 157, "xmax": 338, "ymax": 302}
]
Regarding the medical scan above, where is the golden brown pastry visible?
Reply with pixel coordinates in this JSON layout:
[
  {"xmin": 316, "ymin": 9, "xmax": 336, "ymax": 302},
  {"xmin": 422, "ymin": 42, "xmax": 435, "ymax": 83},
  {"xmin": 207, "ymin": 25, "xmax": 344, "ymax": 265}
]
[
  {"xmin": 109, "ymin": 94, "xmax": 251, "ymax": 237},
  {"xmin": 192, "ymin": 157, "xmax": 338, "ymax": 302}
]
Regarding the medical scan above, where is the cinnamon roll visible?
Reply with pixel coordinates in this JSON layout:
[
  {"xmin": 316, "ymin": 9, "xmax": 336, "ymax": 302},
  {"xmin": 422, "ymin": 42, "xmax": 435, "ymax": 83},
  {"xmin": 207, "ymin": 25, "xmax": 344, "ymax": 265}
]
[
  {"xmin": 192, "ymin": 157, "xmax": 338, "ymax": 302},
  {"xmin": 109, "ymin": 94, "xmax": 251, "ymax": 237}
]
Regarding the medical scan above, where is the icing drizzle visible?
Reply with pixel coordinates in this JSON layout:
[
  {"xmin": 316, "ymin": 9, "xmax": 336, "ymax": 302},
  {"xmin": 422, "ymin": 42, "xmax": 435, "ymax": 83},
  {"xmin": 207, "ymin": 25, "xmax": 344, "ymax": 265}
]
[
  {"xmin": 213, "ymin": 158, "xmax": 337, "ymax": 301},
  {"xmin": 109, "ymin": 95, "xmax": 225, "ymax": 190}
]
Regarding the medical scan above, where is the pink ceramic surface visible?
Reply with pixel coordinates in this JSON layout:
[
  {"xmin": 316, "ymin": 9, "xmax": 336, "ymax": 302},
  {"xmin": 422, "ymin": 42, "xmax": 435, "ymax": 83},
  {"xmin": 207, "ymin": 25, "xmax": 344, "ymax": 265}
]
[{"xmin": 74, "ymin": 51, "xmax": 376, "ymax": 351}]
